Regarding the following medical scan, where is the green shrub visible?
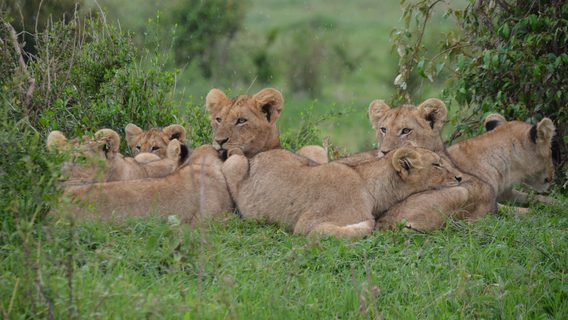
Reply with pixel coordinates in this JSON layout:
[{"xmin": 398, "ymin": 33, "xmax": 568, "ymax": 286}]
[
  {"xmin": 27, "ymin": 17, "xmax": 183, "ymax": 150},
  {"xmin": 0, "ymin": 104, "xmax": 64, "ymax": 244}
]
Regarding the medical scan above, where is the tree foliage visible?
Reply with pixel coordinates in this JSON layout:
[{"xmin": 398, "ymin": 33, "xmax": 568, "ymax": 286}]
[{"xmin": 170, "ymin": 0, "xmax": 246, "ymax": 78}]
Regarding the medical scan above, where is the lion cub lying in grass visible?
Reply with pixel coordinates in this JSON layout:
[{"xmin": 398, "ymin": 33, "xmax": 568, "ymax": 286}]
[
  {"xmin": 62, "ymin": 145, "xmax": 233, "ymax": 224},
  {"xmin": 47, "ymin": 129, "xmax": 188, "ymax": 185},
  {"xmin": 222, "ymin": 147, "xmax": 462, "ymax": 238}
]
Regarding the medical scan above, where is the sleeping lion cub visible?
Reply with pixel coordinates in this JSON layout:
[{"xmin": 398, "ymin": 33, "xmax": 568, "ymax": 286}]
[
  {"xmin": 222, "ymin": 147, "xmax": 462, "ymax": 238},
  {"xmin": 47, "ymin": 129, "xmax": 187, "ymax": 185}
]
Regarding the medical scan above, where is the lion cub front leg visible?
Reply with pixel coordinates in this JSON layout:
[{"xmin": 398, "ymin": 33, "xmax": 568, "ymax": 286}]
[
  {"xmin": 296, "ymin": 145, "xmax": 328, "ymax": 164},
  {"xmin": 499, "ymin": 189, "xmax": 558, "ymax": 207},
  {"xmin": 310, "ymin": 220, "xmax": 375, "ymax": 239},
  {"xmin": 221, "ymin": 148, "xmax": 249, "ymax": 193},
  {"xmin": 294, "ymin": 215, "xmax": 374, "ymax": 239}
]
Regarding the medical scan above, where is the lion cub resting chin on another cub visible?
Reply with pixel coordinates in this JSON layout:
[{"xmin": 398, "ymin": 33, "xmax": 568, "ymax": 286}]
[
  {"xmin": 222, "ymin": 147, "xmax": 462, "ymax": 238},
  {"xmin": 47, "ymin": 129, "xmax": 188, "ymax": 185}
]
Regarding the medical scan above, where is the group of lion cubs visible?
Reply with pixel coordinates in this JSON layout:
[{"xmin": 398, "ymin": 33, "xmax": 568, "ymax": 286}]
[{"xmin": 47, "ymin": 88, "xmax": 558, "ymax": 238}]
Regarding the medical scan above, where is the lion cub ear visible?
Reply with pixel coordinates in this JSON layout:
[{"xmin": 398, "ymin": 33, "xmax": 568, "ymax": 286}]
[
  {"xmin": 206, "ymin": 88, "xmax": 229, "ymax": 116},
  {"xmin": 95, "ymin": 129, "xmax": 121, "ymax": 159},
  {"xmin": 416, "ymin": 98, "xmax": 447, "ymax": 130},
  {"xmin": 125, "ymin": 123, "xmax": 143, "ymax": 149},
  {"xmin": 532, "ymin": 118, "xmax": 556, "ymax": 155},
  {"xmin": 47, "ymin": 131, "xmax": 68, "ymax": 150},
  {"xmin": 163, "ymin": 124, "xmax": 187, "ymax": 143},
  {"xmin": 392, "ymin": 147, "xmax": 423, "ymax": 179},
  {"xmin": 165, "ymin": 139, "xmax": 189, "ymax": 163},
  {"xmin": 368, "ymin": 100, "xmax": 391, "ymax": 130},
  {"xmin": 253, "ymin": 88, "xmax": 284, "ymax": 124},
  {"xmin": 484, "ymin": 113, "xmax": 506, "ymax": 131}
]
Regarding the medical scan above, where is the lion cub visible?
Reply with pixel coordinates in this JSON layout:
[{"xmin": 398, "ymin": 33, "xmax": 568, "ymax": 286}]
[
  {"xmin": 125, "ymin": 123, "xmax": 187, "ymax": 158},
  {"xmin": 62, "ymin": 145, "xmax": 233, "ymax": 224},
  {"xmin": 379, "ymin": 116, "xmax": 556, "ymax": 230},
  {"xmin": 222, "ymin": 147, "xmax": 462, "ymax": 238},
  {"xmin": 47, "ymin": 129, "xmax": 188, "ymax": 185}
]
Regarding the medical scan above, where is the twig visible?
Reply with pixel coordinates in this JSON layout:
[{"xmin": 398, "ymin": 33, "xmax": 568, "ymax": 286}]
[
  {"xmin": 67, "ymin": 217, "xmax": 76, "ymax": 318},
  {"xmin": 34, "ymin": 0, "xmax": 45, "ymax": 36},
  {"xmin": 410, "ymin": 0, "xmax": 445, "ymax": 66},
  {"xmin": 6, "ymin": 278, "xmax": 20, "ymax": 318},
  {"xmin": 495, "ymin": 0, "xmax": 512, "ymax": 12},
  {"xmin": 398, "ymin": 0, "xmax": 445, "ymax": 102},
  {"xmin": 474, "ymin": 0, "xmax": 496, "ymax": 38},
  {"xmin": 245, "ymin": 76, "xmax": 258, "ymax": 95},
  {"xmin": 5, "ymin": 22, "xmax": 36, "ymax": 112}
]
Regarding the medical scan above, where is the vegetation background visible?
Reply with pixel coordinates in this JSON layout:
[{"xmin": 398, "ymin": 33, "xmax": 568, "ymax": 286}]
[{"xmin": 0, "ymin": 0, "xmax": 566, "ymax": 318}]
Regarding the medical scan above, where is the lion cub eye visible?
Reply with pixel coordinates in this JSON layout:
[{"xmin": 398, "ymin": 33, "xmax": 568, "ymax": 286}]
[
  {"xmin": 236, "ymin": 118, "xmax": 247, "ymax": 125},
  {"xmin": 151, "ymin": 146, "xmax": 160, "ymax": 152},
  {"xmin": 401, "ymin": 128, "xmax": 412, "ymax": 135},
  {"xmin": 136, "ymin": 145, "xmax": 141, "ymax": 150},
  {"xmin": 215, "ymin": 117, "xmax": 222, "ymax": 123},
  {"xmin": 433, "ymin": 163, "xmax": 443, "ymax": 168},
  {"xmin": 379, "ymin": 127, "xmax": 387, "ymax": 134}
]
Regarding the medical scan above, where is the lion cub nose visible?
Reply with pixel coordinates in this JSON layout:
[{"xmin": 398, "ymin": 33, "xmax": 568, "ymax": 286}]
[
  {"xmin": 215, "ymin": 138, "xmax": 229, "ymax": 147},
  {"xmin": 377, "ymin": 149, "xmax": 390, "ymax": 158},
  {"xmin": 455, "ymin": 175, "xmax": 462, "ymax": 183}
]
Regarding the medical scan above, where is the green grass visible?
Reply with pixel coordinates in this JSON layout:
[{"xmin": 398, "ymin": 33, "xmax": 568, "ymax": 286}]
[{"xmin": 2, "ymin": 196, "xmax": 566, "ymax": 319}]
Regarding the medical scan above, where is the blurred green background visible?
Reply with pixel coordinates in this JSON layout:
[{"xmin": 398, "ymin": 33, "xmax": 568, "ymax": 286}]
[{"xmin": 79, "ymin": 0, "xmax": 461, "ymax": 152}]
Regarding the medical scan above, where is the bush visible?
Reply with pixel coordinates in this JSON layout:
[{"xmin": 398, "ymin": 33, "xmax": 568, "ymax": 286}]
[
  {"xmin": 35, "ymin": 18, "xmax": 182, "ymax": 146},
  {"xmin": 393, "ymin": 0, "xmax": 567, "ymax": 185},
  {"xmin": 0, "ymin": 111, "xmax": 64, "ymax": 245}
]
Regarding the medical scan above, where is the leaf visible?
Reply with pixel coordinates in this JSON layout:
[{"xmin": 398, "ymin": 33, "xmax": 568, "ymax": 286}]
[
  {"xmin": 417, "ymin": 59, "xmax": 427, "ymax": 78},
  {"xmin": 500, "ymin": 23, "xmax": 510, "ymax": 38},
  {"xmin": 483, "ymin": 51, "xmax": 491, "ymax": 67},
  {"xmin": 435, "ymin": 63, "xmax": 445, "ymax": 75}
]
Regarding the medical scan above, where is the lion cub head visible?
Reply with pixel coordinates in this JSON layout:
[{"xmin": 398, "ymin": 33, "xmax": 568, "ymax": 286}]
[
  {"xmin": 368, "ymin": 98, "xmax": 447, "ymax": 156},
  {"xmin": 206, "ymin": 88, "xmax": 284, "ymax": 159},
  {"xmin": 125, "ymin": 123, "xmax": 187, "ymax": 158},
  {"xmin": 48, "ymin": 129, "xmax": 121, "ymax": 183},
  {"xmin": 484, "ymin": 115, "xmax": 557, "ymax": 193},
  {"xmin": 392, "ymin": 147, "xmax": 463, "ymax": 188}
]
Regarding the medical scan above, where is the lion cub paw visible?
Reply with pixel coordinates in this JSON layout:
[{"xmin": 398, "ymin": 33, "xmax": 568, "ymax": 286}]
[{"xmin": 227, "ymin": 148, "xmax": 245, "ymax": 157}]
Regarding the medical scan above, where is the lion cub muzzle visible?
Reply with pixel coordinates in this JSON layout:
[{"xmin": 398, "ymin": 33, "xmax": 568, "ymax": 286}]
[{"xmin": 213, "ymin": 137, "xmax": 230, "ymax": 160}]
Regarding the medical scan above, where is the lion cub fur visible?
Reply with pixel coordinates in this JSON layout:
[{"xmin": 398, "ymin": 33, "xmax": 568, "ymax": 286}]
[{"xmin": 222, "ymin": 147, "xmax": 462, "ymax": 238}]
